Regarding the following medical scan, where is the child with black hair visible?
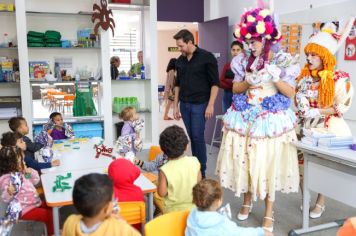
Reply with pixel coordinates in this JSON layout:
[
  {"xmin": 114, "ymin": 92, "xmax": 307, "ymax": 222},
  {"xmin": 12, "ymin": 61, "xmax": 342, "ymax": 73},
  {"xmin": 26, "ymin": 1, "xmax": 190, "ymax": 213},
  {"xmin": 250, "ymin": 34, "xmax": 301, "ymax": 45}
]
[
  {"xmin": 0, "ymin": 132, "xmax": 54, "ymax": 235},
  {"xmin": 44, "ymin": 112, "xmax": 74, "ymax": 140},
  {"xmin": 8, "ymin": 117, "xmax": 60, "ymax": 171},
  {"xmin": 185, "ymin": 179, "xmax": 273, "ymax": 236},
  {"xmin": 157, "ymin": 125, "xmax": 201, "ymax": 213},
  {"xmin": 63, "ymin": 173, "xmax": 140, "ymax": 236}
]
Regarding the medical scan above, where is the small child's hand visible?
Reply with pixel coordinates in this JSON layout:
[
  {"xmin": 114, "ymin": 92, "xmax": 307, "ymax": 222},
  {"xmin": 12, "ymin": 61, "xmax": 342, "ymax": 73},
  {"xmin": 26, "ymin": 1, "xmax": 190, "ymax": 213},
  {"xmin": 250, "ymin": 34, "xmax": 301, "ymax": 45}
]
[
  {"xmin": 134, "ymin": 158, "xmax": 144, "ymax": 167},
  {"xmin": 111, "ymin": 213, "xmax": 124, "ymax": 220},
  {"xmin": 24, "ymin": 167, "xmax": 32, "ymax": 175},
  {"xmin": 7, "ymin": 184, "xmax": 16, "ymax": 196},
  {"xmin": 51, "ymin": 159, "xmax": 60, "ymax": 167},
  {"xmin": 264, "ymin": 230, "xmax": 274, "ymax": 236}
]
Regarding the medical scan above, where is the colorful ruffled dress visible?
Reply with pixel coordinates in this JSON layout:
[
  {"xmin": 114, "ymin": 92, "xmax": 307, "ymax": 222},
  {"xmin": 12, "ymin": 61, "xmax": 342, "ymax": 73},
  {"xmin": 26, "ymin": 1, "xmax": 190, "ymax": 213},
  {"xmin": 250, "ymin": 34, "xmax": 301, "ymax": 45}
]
[
  {"xmin": 216, "ymin": 51, "xmax": 300, "ymax": 202},
  {"xmin": 295, "ymin": 70, "xmax": 354, "ymax": 164}
]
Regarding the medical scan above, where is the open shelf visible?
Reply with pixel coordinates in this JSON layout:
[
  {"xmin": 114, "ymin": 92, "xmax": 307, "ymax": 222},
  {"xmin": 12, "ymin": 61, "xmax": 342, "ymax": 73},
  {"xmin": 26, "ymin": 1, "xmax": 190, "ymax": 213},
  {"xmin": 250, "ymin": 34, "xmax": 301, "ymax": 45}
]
[
  {"xmin": 0, "ymin": 82, "xmax": 20, "ymax": 85},
  {"xmin": 29, "ymin": 80, "xmax": 102, "ymax": 84},
  {"xmin": 28, "ymin": 47, "xmax": 101, "ymax": 50},
  {"xmin": 33, "ymin": 115, "xmax": 104, "ymax": 125},
  {"xmin": 26, "ymin": 11, "xmax": 92, "ymax": 16},
  {"xmin": 0, "ymin": 11, "xmax": 15, "ymax": 15},
  {"xmin": 112, "ymin": 78, "xmax": 151, "ymax": 81},
  {"xmin": 0, "ymin": 47, "xmax": 18, "ymax": 50}
]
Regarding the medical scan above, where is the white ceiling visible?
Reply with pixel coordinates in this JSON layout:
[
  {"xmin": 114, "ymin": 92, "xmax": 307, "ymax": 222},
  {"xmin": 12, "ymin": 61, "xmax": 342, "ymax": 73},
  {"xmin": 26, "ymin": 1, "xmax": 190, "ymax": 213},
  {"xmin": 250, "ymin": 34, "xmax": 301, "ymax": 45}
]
[{"xmin": 157, "ymin": 21, "xmax": 199, "ymax": 31}]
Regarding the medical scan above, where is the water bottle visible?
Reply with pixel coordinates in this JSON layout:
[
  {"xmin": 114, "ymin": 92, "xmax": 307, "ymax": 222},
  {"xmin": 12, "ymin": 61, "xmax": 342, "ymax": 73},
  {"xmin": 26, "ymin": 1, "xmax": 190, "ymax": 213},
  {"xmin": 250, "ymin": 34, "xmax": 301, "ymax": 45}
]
[
  {"xmin": 3, "ymin": 33, "xmax": 9, "ymax": 47},
  {"xmin": 140, "ymin": 65, "xmax": 145, "ymax": 80}
]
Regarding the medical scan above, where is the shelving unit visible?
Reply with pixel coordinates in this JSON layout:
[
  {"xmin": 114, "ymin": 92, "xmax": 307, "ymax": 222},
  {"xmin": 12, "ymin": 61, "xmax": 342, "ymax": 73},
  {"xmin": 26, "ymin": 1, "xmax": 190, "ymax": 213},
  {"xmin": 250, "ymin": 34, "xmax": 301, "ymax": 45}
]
[
  {"xmin": 0, "ymin": 1, "xmax": 20, "ymax": 127},
  {"xmin": 9, "ymin": 0, "xmax": 158, "ymax": 147},
  {"xmin": 109, "ymin": 1, "xmax": 158, "ymax": 148}
]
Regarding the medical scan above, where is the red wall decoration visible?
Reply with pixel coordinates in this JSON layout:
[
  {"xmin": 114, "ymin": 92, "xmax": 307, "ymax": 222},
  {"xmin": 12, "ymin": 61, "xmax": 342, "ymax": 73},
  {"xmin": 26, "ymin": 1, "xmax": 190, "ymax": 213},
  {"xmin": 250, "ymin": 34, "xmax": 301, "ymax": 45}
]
[{"xmin": 345, "ymin": 19, "xmax": 356, "ymax": 60}]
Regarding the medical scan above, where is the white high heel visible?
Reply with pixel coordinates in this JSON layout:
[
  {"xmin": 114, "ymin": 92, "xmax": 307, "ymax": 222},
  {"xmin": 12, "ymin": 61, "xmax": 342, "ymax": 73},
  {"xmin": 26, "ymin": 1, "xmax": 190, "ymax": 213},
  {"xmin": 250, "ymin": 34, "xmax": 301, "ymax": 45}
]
[
  {"xmin": 237, "ymin": 204, "xmax": 253, "ymax": 221},
  {"xmin": 309, "ymin": 204, "xmax": 325, "ymax": 219},
  {"xmin": 262, "ymin": 214, "xmax": 274, "ymax": 233}
]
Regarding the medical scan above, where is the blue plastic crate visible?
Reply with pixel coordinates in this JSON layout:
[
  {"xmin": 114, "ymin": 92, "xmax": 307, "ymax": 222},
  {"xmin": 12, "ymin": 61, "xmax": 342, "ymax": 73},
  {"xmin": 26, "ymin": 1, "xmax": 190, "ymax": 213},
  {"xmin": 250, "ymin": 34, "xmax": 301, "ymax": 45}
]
[{"xmin": 72, "ymin": 123, "xmax": 103, "ymax": 138}]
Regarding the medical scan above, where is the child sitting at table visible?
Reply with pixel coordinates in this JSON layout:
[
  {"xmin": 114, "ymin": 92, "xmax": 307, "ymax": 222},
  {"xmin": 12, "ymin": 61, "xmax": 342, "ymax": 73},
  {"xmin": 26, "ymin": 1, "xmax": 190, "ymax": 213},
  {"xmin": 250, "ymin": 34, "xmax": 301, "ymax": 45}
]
[
  {"xmin": 63, "ymin": 173, "xmax": 141, "ymax": 236},
  {"xmin": 134, "ymin": 148, "xmax": 167, "ymax": 216},
  {"xmin": 0, "ymin": 132, "xmax": 54, "ymax": 235},
  {"xmin": 115, "ymin": 107, "xmax": 144, "ymax": 159},
  {"xmin": 44, "ymin": 112, "xmax": 74, "ymax": 140},
  {"xmin": 108, "ymin": 158, "xmax": 144, "ymax": 202},
  {"xmin": 158, "ymin": 125, "xmax": 202, "ymax": 213},
  {"xmin": 185, "ymin": 179, "xmax": 272, "ymax": 236},
  {"xmin": 108, "ymin": 158, "xmax": 144, "ymax": 231},
  {"xmin": 8, "ymin": 117, "xmax": 60, "ymax": 171}
]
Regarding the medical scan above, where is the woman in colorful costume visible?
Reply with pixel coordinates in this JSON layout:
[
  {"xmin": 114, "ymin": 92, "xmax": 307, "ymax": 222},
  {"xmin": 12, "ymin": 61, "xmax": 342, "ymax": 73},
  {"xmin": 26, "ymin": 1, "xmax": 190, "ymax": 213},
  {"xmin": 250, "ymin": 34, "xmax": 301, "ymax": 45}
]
[
  {"xmin": 295, "ymin": 19, "xmax": 354, "ymax": 219},
  {"xmin": 216, "ymin": 7, "xmax": 300, "ymax": 232}
]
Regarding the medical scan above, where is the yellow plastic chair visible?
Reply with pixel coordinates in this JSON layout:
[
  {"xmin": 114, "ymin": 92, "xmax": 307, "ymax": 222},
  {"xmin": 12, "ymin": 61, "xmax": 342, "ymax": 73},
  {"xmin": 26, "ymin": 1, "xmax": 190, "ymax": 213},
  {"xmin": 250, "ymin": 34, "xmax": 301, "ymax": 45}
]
[
  {"xmin": 148, "ymin": 145, "xmax": 162, "ymax": 161},
  {"xmin": 145, "ymin": 210, "xmax": 190, "ymax": 236},
  {"xmin": 119, "ymin": 201, "xmax": 146, "ymax": 232}
]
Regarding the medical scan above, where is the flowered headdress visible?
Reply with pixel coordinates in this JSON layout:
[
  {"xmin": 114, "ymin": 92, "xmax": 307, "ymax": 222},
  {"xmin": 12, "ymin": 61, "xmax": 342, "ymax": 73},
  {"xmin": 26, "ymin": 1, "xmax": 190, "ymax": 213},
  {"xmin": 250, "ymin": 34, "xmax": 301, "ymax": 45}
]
[
  {"xmin": 233, "ymin": 8, "xmax": 282, "ymax": 43},
  {"xmin": 298, "ymin": 18, "xmax": 354, "ymax": 107},
  {"xmin": 234, "ymin": 6, "xmax": 282, "ymax": 72}
]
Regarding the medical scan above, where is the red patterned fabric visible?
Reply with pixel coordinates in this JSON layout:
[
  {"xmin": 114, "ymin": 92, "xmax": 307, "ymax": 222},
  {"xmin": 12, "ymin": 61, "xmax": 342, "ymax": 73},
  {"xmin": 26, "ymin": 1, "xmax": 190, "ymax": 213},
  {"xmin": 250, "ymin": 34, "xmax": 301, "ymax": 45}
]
[{"xmin": 334, "ymin": 70, "xmax": 350, "ymax": 82}]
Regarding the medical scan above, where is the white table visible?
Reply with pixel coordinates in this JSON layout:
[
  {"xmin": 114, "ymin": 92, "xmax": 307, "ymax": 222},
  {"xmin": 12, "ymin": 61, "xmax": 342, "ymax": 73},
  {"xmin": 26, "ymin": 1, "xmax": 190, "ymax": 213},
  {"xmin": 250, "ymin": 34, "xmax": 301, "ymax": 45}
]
[
  {"xmin": 41, "ymin": 138, "xmax": 113, "ymax": 174},
  {"xmin": 289, "ymin": 142, "xmax": 356, "ymax": 236},
  {"xmin": 41, "ymin": 138, "xmax": 157, "ymax": 236}
]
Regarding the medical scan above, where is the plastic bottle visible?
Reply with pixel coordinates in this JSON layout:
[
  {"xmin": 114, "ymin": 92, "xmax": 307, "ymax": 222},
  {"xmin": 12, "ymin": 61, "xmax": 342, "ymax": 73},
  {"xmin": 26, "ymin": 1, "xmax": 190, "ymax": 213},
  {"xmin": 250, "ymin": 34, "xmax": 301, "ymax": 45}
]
[
  {"xmin": 3, "ymin": 33, "xmax": 9, "ymax": 47},
  {"xmin": 140, "ymin": 65, "xmax": 145, "ymax": 79}
]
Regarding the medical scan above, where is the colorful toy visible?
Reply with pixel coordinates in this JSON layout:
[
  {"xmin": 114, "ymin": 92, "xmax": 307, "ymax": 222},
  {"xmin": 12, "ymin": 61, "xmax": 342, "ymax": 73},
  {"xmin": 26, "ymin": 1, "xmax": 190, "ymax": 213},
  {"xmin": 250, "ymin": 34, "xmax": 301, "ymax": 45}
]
[
  {"xmin": 52, "ymin": 173, "xmax": 72, "ymax": 192},
  {"xmin": 94, "ymin": 144, "xmax": 116, "ymax": 160},
  {"xmin": 34, "ymin": 130, "xmax": 55, "ymax": 163},
  {"xmin": 0, "ymin": 172, "xmax": 24, "ymax": 234}
]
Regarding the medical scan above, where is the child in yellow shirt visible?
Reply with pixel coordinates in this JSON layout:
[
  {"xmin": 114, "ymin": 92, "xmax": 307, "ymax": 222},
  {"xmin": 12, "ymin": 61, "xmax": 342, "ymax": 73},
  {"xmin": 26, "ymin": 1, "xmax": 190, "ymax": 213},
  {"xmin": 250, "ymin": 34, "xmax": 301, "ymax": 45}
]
[
  {"xmin": 62, "ymin": 173, "xmax": 140, "ymax": 236},
  {"xmin": 158, "ymin": 125, "xmax": 202, "ymax": 213}
]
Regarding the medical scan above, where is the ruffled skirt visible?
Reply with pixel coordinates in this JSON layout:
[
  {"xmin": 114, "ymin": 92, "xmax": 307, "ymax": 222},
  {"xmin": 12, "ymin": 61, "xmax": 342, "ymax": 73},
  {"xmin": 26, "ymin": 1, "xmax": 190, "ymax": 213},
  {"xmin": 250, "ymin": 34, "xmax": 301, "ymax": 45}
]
[{"xmin": 215, "ymin": 108, "xmax": 299, "ymax": 202}]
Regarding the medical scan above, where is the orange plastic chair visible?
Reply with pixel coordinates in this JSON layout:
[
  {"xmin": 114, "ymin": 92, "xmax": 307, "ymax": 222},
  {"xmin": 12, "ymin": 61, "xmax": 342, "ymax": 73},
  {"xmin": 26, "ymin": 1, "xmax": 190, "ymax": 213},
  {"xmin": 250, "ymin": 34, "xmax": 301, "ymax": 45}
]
[
  {"xmin": 148, "ymin": 145, "xmax": 162, "ymax": 161},
  {"xmin": 63, "ymin": 94, "xmax": 75, "ymax": 113},
  {"xmin": 36, "ymin": 186, "xmax": 44, "ymax": 195},
  {"xmin": 337, "ymin": 217, "xmax": 356, "ymax": 236},
  {"xmin": 144, "ymin": 210, "xmax": 190, "ymax": 236},
  {"xmin": 119, "ymin": 201, "xmax": 146, "ymax": 232}
]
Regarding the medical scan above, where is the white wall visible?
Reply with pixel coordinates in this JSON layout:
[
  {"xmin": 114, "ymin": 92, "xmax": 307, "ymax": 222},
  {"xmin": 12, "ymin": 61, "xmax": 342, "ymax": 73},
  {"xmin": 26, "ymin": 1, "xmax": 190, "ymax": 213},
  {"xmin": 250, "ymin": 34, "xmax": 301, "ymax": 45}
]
[{"xmin": 207, "ymin": 0, "xmax": 356, "ymax": 135}]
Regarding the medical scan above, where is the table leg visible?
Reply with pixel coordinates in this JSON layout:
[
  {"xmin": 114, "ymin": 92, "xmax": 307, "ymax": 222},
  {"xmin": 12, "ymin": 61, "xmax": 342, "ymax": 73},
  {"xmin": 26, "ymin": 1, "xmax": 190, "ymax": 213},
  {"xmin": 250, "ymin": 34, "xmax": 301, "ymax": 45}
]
[
  {"xmin": 302, "ymin": 153, "xmax": 310, "ymax": 229},
  {"xmin": 148, "ymin": 193, "xmax": 154, "ymax": 221},
  {"xmin": 53, "ymin": 207, "xmax": 60, "ymax": 236}
]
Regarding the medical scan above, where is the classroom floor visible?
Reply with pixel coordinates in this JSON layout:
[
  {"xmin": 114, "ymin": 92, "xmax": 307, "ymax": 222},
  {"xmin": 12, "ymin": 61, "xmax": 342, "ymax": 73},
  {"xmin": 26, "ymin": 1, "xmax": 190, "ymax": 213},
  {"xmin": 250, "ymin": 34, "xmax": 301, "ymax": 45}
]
[{"xmin": 10, "ymin": 107, "xmax": 356, "ymax": 236}]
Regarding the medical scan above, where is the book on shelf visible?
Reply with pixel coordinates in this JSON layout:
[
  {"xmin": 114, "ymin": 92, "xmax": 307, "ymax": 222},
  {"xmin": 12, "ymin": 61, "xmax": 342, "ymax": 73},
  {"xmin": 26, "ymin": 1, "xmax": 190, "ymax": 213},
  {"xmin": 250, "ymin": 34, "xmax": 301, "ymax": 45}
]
[{"xmin": 29, "ymin": 61, "xmax": 49, "ymax": 80}]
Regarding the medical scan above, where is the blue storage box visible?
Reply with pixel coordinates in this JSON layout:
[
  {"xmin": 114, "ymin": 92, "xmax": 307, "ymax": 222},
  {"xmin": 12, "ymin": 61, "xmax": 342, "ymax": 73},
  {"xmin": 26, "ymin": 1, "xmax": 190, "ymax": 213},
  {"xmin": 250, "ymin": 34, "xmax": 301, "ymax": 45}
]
[
  {"xmin": 72, "ymin": 123, "xmax": 103, "ymax": 138},
  {"xmin": 61, "ymin": 40, "xmax": 71, "ymax": 48},
  {"xmin": 33, "ymin": 122, "xmax": 104, "ymax": 139},
  {"xmin": 118, "ymin": 76, "xmax": 131, "ymax": 80}
]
